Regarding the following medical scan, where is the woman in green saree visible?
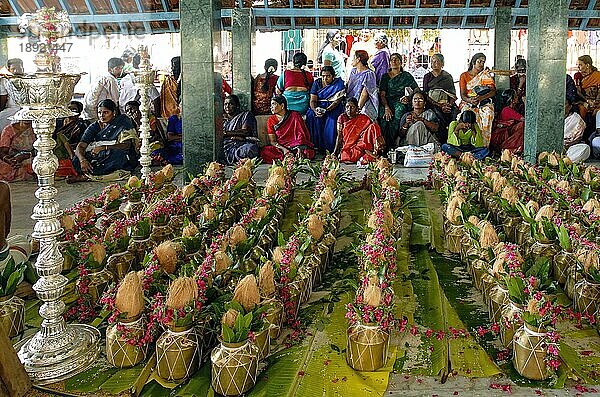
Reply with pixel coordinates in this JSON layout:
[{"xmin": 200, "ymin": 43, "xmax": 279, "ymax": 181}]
[{"xmin": 378, "ymin": 53, "xmax": 418, "ymax": 152}]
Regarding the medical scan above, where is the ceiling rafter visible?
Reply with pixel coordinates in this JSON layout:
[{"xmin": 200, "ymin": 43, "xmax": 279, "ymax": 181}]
[{"xmin": 107, "ymin": 0, "xmax": 128, "ymax": 34}]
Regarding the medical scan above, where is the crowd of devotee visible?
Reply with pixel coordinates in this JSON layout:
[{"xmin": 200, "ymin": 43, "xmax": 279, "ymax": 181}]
[{"xmin": 1, "ymin": 28, "xmax": 600, "ymax": 182}]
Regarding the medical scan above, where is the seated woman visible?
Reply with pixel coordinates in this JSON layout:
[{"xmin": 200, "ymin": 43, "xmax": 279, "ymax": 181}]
[
  {"xmin": 124, "ymin": 100, "xmax": 166, "ymax": 147},
  {"xmin": 378, "ymin": 53, "xmax": 418, "ymax": 151},
  {"xmin": 0, "ymin": 182, "xmax": 31, "ymax": 270},
  {"xmin": 459, "ymin": 53, "xmax": 496, "ymax": 147},
  {"xmin": 70, "ymin": 99, "xmax": 139, "ymax": 182},
  {"xmin": 422, "ymin": 53, "xmax": 456, "ymax": 97},
  {"xmin": 54, "ymin": 101, "xmax": 90, "ymax": 148},
  {"xmin": 152, "ymin": 102, "xmax": 183, "ymax": 165},
  {"xmin": 427, "ymin": 89, "xmax": 459, "ymax": 144},
  {"xmin": 276, "ymin": 52, "xmax": 313, "ymax": 115},
  {"xmin": 334, "ymin": 97, "xmax": 384, "ymax": 164},
  {"xmin": 0, "ymin": 119, "xmax": 35, "ymax": 182},
  {"xmin": 223, "ymin": 94, "xmax": 260, "ymax": 165},
  {"xmin": 441, "ymin": 110, "xmax": 489, "ymax": 160},
  {"xmin": 398, "ymin": 91, "xmax": 440, "ymax": 147},
  {"xmin": 565, "ymin": 97, "xmax": 586, "ymax": 149},
  {"xmin": 305, "ymin": 65, "xmax": 345, "ymax": 153},
  {"xmin": 260, "ymin": 95, "xmax": 315, "ymax": 164},
  {"xmin": 490, "ymin": 89, "xmax": 524, "ymax": 154}
]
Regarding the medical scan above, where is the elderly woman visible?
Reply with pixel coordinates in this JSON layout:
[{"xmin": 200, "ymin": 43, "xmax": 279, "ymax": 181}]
[
  {"xmin": 398, "ymin": 91, "xmax": 440, "ymax": 147},
  {"xmin": 306, "ymin": 66, "xmax": 345, "ymax": 153},
  {"xmin": 459, "ymin": 53, "xmax": 496, "ymax": 147},
  {"xmin": 378, "ymin": 53, "xmax": 418, "ymax": 150},
  {"xmin": 0, "ymin": 119, "xmax": 35, "ymax": 182},
  {"xmin": 441, "ymin": 110, "xmax": 489, "ymax": 160},
  {"xmin": 347, "ymin": 50, "xmax": 379, "ymax": 121},
  {"xmin": 422, "ymin": 53, "xmax": 456, "ymax": 97},
  {"xmin": 70, "ymin": 99, "xmax": 138, "ymax": 182},
  {"xmin": 260, "ymin": 95, "xmax": 314, "ymax": 163},
  {"xmin": 252, "ymin": 58, "xmax": 279, "ymax": 116},
  {"xmin": 276, "ymin": 52, "xmax": 314, "ymax": 115},
  {"xmin": 334, "ymin": 97, "xmax": 383, "ymax": 164},
  {"xmin": 318, "ymin": 30, "xmax": 346, "ymax": 81},
  {"xmin": 370, "ymin": 33, "xmax": 391, "ymax": 84},
  {"xmin": 223, "ymin": 94, "xmax": 260, "ymax": 165}
]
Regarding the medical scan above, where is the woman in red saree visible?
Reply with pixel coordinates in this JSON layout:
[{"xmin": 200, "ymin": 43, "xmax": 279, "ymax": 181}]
[
  {"xmin": 334, "ymin": 97, "xmax": 384, "ymax": 164},
  {"xmin": 260, "ymin": 95, "xmax": 315, "ymax": 164}
]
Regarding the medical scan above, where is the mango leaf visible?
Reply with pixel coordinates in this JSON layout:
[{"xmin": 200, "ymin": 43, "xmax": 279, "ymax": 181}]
[{"xmin": 221, "ymin": 324, "xmax": 234, "ymax": 343}]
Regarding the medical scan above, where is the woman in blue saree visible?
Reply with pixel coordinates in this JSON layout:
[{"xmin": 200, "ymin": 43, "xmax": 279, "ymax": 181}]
[
  {"xmin": 305, "ymin": 66, "xmax": 345, "ymax": 153},
  {"xmin": 222, "ymin": 95, "xmax": 260, "ymax": 165},
  {"xmin": 69, "ymin": 99, "xmax": 138, "ymax": 182}
]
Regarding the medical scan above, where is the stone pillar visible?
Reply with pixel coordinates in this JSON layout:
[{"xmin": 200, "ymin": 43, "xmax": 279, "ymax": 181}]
[
  {"xmin": 493, "ymin": 6, "xmax": 511, "ymax": 92},
  {"xmin": 180, "ymin": 0, "xmax": 222, "ymax": 175},
  {"xmin": 231, "ymin": 8, "xmax": 253, "ymax": 110},
  {"xmin": 524, "ymin": 0, "xmax": 568, "ymax": 162},
  {"xmin": 0, "ymin": 28, "xmax": 8, "ymax": 67}
]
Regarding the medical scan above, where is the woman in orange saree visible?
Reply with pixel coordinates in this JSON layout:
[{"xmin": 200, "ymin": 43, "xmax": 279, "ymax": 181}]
[{"xmin": 334, "ymin": 97, "xmax": 384, "ymax": 164}]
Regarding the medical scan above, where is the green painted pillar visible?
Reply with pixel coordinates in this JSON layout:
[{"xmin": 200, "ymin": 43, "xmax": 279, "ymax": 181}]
[
  {"xmin": 231, "ymin": 8, "xmax": 253, "ymax": 110},
  {"xmin": 0, "ymin": 28, "xmax": 8, "ymax": 67},
  {"xmin": 524, "ymin": 0, "xmax": 568, "ymax": 162},
  {"xmin": 493, "ymin": 6, "xmax": 511, "ymax": 92},
  {"xmin": 180, "ymin": 0, "xmax": 222, "ymax": 175}
]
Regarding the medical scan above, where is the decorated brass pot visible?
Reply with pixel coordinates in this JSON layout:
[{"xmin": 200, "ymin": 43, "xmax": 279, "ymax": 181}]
[
  {"xmin": 263, "ymin": 298, "xmax": 283, "ymax": 340},
  {"xmin": 573, "ymin": 278, "xmax": 600, "ymax": 316},
  {"xmin": 564, "ymin": 264, "xmax": 583, "ymax": 300},
  {"xmin": 106, "ymin": 316, "xmax": 147, "ymax": 368},
  {"xmin": 502, "ymin": 216, "xmax": 521, "ymax": 243},
  {"xmin": 107, "ymin": 250, "xmax": 136, "ymax": 282},
  {"xmin": 553, "ymin": 250, "xmax": 577, "ymax": 286},
  {"xmin": 515, "ymin": 221, "xmax": 531, "ymax": 247},
  {"xmin": 470, "ymin": 260, "xmax": 487, "ymax": 291},
  {"xmin": 0, "ymin": 295, "xmax": 24, "ymax": 338},
  {"xmin": 122, "ymin": 199, "xmax": 145, "ymax": 219},
  {"xmin": 85, "ymin": 268, "xmax": 114, "ymax": 305},
  {"xmin": 156, "ymin": 325, "xmax": 201, "ymax": 381},
  {"xmin": 528, "ymin": 241, "xmax": 559, "ymax": 271},
  {"xmin": 211, "ymin": 340, "xmax": 259, "ymax": 396},
  {"xmin": 128, "ymin": 236, "xmax": 152, "ymax": 266},
  {"xmin": 500, "ymin": 300, "xmax": 523, "ymax": 348},
  {"xmin": 512, "ymin": 323, "xmax": 551, "ymax": 380},
  {"xmin": 346, "ymin": 322, "xmax": 390, "ymax": 371},
  {"xmin": 480, "ymin": 273, "xmax": 496, "ymax": 306},
  {"xmin": 446, "ymin": 223, "xmax": 464, "ymax": 254},
  {"xmin": 150, "ymin": 224, "xmax": 172, "ymax": 245},
  {"xmin": 252, "ymin": 326, "xmax": 271, "ymax": 360},
  {"xmin": 488, "ymin": 283, "xmax": 509, "ymax": 324}
]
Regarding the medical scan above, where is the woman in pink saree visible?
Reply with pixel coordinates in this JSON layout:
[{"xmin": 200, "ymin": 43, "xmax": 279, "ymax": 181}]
[{"xmin": 260, "ymin": 95, "xmax": 315, "ymax": 164}]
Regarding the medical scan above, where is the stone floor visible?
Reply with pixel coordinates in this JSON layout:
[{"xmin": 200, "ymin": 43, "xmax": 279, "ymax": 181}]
[{"xmin": 8, "ymin": 163, "xmax": 595, "ymax": 397}]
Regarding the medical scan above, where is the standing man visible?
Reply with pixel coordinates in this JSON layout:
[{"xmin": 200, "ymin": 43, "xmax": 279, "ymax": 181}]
[
  {"xmin": 160, "ymin": 56, "xmax": 181, "ymax": 119},
  {"xmin": 82, "ymin": 57, "xmax": 124, "ymax": 121},
  {"xmin": 0, "ymin": 58, "xmax": 24, "ymax": 132}
]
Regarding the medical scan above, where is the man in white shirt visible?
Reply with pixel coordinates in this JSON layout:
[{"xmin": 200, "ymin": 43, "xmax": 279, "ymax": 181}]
[
  {"xmin": 82, "ymin": 57, "xmax": 125, "ymax": 120},
  {"xmin": 118, "ymin": 72, "xmax": 161, "ymax": 116},
  {"xmin": 0, "ymin": 58, "xmax": 24, "ymax": 132}
]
